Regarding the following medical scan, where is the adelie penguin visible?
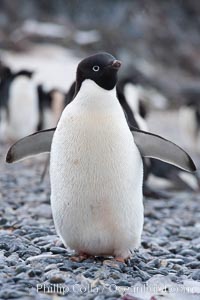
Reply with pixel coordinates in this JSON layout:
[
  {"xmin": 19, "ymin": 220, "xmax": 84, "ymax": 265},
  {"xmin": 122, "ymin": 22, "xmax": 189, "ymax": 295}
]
[
  {"xmin": 0, "ymin": 65, "xmax": 38, "ymax": 141},
  {"xmin": 6, "ymin": 53, "xmax": 196, "ymax": 261},
  {"xmin": 179, "ymin": 88, "xmax": 200, "ymax": 154},
  {"xmin": 37, "ymin": 84, "xmax": 65, "ymax": 130}
]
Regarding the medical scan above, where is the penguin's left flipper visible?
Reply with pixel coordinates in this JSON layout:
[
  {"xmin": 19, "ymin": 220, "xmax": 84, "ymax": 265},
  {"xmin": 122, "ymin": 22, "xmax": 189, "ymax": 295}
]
[
  {"xmin": 131, "ymin": 127, "xmax": 196, "ymax": 173},
  {"xmin": 6, "ymin": 128, "xmax": 55, "ymax": 163}
]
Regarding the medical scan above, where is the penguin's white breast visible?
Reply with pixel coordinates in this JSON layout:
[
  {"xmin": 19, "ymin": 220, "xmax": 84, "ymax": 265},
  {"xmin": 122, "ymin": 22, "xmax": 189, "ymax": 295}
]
[
  {"xmin": 51, "ymin": 94, "xmax": 142, "ymax": 201},
  {"xmin": 50, "ymin": 80, "xmax": 143, "ymax": 196},
  {"xmin": 50, "ymin": 80, "xmax": 143, "ymax": 253}
]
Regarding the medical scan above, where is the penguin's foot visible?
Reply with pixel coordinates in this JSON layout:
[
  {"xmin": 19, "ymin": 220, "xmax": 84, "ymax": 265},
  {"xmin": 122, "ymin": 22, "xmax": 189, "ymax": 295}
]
[
  {"xmin": 103, "ymin": 255, "xmax": 129, "ymax": 267},
  {"xmin": 114, "ymin": 249, "xmax": 131, "ymax": 263},
  {"xmin": 115, "ymin": 257, "xmax": 127, "ymax": 263},
  {"xmin": 70, "ymin": 252, "xmax": 92, "ymax": 262}
]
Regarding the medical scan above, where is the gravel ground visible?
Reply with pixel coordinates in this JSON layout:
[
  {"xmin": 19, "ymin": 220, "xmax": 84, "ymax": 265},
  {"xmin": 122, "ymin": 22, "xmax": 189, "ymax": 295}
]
[{"xmin": 0, "ymin": 141, "xmax": 200, "ymax": 300}]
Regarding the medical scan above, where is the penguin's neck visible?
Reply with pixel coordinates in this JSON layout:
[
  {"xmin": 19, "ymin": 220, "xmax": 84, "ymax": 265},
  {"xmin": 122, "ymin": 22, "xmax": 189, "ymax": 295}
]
[{"xmin": 72, "ymin": 79, "xmax": 120, "ymax": 112}]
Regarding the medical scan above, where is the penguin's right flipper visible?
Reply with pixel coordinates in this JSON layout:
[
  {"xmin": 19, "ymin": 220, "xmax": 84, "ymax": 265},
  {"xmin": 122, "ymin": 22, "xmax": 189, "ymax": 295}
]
[{"xmin": 6, "ymin": 128, "xmax": 56, "ymax": 163}]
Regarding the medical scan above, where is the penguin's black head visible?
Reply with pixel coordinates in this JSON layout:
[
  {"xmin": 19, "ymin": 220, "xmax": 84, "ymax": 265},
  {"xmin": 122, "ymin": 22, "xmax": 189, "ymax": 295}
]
[{"xmin": 76, "ymin": 52, "xmax": 121, "ymax": 94}]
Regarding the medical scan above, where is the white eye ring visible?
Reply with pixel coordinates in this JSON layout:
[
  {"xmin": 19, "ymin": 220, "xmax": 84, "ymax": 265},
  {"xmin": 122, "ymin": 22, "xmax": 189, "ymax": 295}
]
[{"xmin": 92, "ymin": 65, "xmax": 100, "ymax": 72}]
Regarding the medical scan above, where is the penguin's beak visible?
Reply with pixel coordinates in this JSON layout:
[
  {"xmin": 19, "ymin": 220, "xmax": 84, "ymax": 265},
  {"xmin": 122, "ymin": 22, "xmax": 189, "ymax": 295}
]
[{"xmin": 111, "ymin": 60, "xmax": 122, "ymax": 70}]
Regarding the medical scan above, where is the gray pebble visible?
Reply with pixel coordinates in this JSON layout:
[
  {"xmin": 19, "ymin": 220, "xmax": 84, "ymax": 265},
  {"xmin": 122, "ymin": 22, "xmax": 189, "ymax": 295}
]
[
  {"xmin": 94, "ymin": 296, "xmax": 105, "ymax": 300},
  {"xmin": 15, "ymin": 265, "xmax": 29, "ymax": 274},
  {"xmin": 49, "ymin": 275, "xmax": 65, "ymax": 284},
  {"xmin": 185, "ymin": 261, "xmax": 200, "ymax": 269},
  {"xmin": 147, "ymin": 258, "xmax": 160, "ymax": 268},
  {"xmin": 182, "ymin": 257, "xmax": 195, "ymax": 264},
  {"xmin": 110, "ymin": 272, "xmax": 121, "ymax": 280},
  {"xmin": 179, "ymin": 249, "xmax": 196, "ymax": 256},
  {"xmin": 192, "ymin": 270, "xmax": 200, "ymax": 280},
  {"xmin": 44, "ymin": 264, "xmax": 58, "ymax": 272},
  {"xmin": 179, "ymin": 229, "xmax": 198, "ymax": 240},
  {"xmin": 166, "ymin": 258, "xmax": 184, "ymax": 265},
  {"xmin": 196, "ymin": 253, "xmax": 200, "ymax": 260},
  {"xmin": 83, "ymin": 271, "xmax": 95, "ymax": 278},
  {"xmin": 50, "ymin": 246, "xmax": 67, "ymax": 254},
  {"xmin": 59, "ymin": 265, "xmax": 72, "ymax": 272},
  {"xmin": 0, "ymin": 290, "xmax": 28, "ymax": 299}
]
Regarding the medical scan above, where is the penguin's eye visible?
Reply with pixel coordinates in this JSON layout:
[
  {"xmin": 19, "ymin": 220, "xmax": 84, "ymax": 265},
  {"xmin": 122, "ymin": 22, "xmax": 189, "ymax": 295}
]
[{"xmin": 92, "ymin": 65, "xmax": 100, "ymax": 72}]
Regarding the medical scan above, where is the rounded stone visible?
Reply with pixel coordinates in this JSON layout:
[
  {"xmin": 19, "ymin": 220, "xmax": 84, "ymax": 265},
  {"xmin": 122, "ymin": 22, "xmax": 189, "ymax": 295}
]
[
  {"xmin": 49, "ymin": 275, "xmax": 66, "ymax": 284},
  {"xmin": 192, "ymin": 270, "xmax": 200, "ymax": 280}
]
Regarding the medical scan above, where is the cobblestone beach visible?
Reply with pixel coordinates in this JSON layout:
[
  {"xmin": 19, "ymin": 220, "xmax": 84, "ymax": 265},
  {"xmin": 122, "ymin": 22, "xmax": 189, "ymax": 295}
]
[{"xmin": 0, "ymin": 141, "xmax": 200, "ymax": 300}]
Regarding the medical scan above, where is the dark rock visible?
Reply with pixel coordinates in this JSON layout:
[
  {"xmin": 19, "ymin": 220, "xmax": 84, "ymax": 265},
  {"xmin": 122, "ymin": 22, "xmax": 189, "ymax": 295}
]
[
  {"xmin": 49, "ymin": 275, "xmax": 65, "ymax": 284},
  {"xmin": 28, "ymin": 269, "xmax": 43, "ymax": 277},
  {"xmin": 59, "ymin": 265, "xmax": 72, "ymax": 272},
  {"xmin": 185, "ymin": 261, "xmax": 200, "ymax": 269},
  {"xmin": 0, "ymin": 243, "xmax": 9, "ymax": 251},
  {"xmin": 82, "ymin": 271, "xmax": 95, "ymax": 278},
  {"xmin": 196, "ymin": 253, "xmax": 200, "ymax": 260},
  {"xmin": 0, "ymin": 218, "xmax": 7, "ymax": 225},
  {"xmin": 50, "ymin": 246, "xmax": 67, "ymax": 254},
  {"xmin": 15, "ymin": 265, "xmax": 29, "ymax": 274}
]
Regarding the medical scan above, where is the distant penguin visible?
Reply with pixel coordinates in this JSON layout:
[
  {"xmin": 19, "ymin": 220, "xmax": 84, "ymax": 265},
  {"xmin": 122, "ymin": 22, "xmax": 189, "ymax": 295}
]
[
  {"xmin": 117, "ymin": 77, "xmax": 148, "ymax": 131},
  {"xmin": 116, "ymin": 77, "xmax": 153, "ymax": 189},
  {"xmin": 6, "ymin": 70, "xmax": 39, "ymax": 140},
  {"xmin": 6, "ymin": 53, "xmax": 196, "ymax": 260},
  {"xmin": 179, "ymin": 89, "xmax": 200, "ymax": 153},
  {"xmin": 0, "ymin": 63, "xmax": 13, "ymax": 137},
  {"xmin": 0, "ymin": 62, "xmax": 11, "ymax": 109},
  {"xmin": 37, "ymin": 85, "xmax": 65, "ymax": 130}
]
